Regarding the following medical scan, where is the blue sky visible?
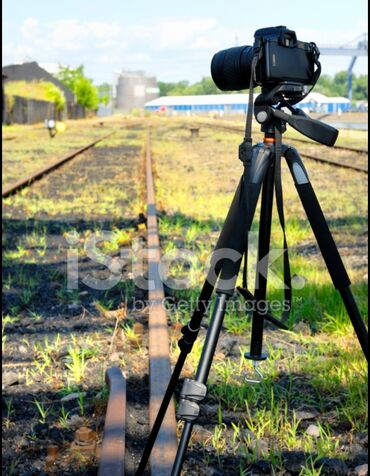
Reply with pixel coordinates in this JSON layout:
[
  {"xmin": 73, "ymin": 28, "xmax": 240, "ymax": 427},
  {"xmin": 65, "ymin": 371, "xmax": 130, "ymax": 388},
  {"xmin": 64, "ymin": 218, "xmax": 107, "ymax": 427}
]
[{"xmin": 3, "ymin": 0, "xmax": 368, "ymax": 85}]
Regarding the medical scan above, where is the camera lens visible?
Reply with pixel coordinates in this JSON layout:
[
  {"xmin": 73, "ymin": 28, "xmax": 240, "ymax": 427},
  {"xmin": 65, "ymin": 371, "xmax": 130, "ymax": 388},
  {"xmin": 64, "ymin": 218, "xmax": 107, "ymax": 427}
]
[{"xmin": 211, "ymin": 45, "xmax": 254, "ymax": 91}]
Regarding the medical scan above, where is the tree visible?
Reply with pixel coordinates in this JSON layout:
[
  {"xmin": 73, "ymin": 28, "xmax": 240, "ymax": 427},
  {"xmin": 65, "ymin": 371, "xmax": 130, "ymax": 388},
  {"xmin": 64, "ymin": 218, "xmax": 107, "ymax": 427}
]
[
  {"xmin": 158, "ymin": 71, "xmax": 368, "ymax": 101},
  {"xmin": 316, "ymin": 71, "xmax": 368, "ymax": 101},
  {"xmin": 315, "ymin": 74, "xmax": 334, "ymax": 96},
  {"xmin": 332, "ymin": 71, "xmax": 348, "ymax": 97},
  {"xmin": 158, "ymin": 77, "xmax": 229, "ymax": 96},
  {"xmin": 97, "ymin": 83, "xmax": 112, "ymax": 106},
  {"xmin": 57, "ymin": 65, "xmax": 99, "ymax": 110},
  {"xmin": 353, "ymin": 75, "xmax": 368, "ymax": 101}
]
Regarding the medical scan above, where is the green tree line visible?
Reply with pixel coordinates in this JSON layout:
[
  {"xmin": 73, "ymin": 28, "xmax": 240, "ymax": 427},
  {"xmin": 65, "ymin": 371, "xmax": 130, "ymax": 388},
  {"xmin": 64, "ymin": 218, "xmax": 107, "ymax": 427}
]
[
  {"xmin": 315, "ymin": 71, "xmax": 368, "ymax": 100},
  {"xmin": 57, "ymin": 65, "xmax": 99, "ymax": 110},
  {"xmin": 159, "ymin": 72, "xmax": 368, "ymax": 100}
]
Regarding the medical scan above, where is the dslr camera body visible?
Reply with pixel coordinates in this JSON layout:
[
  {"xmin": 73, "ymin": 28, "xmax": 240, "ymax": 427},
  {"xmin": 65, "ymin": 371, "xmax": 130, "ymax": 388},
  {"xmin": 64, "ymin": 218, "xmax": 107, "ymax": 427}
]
[{"xmin": 211, "ymin": 26, "xmax": 320, "ymax": 95}]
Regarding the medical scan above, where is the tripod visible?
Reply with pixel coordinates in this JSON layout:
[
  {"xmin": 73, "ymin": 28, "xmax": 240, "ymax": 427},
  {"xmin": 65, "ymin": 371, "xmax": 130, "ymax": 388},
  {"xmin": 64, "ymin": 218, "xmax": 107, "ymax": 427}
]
[{"xmin": 136, "ymin": 91, "xmax": 368, "ymax": 476}]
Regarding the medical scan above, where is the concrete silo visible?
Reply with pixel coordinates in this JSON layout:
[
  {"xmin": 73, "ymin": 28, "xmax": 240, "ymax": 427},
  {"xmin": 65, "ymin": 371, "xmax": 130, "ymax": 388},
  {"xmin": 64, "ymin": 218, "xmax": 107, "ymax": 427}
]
[{"xmin": 115, "ymin": 71, "xmax": 159, "ymax": 112}]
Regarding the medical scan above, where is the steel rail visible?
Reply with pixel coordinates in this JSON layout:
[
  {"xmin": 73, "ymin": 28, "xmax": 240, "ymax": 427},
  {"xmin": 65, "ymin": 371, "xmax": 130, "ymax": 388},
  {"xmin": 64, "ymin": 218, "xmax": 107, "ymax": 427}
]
[
  {"xmin": 2, "ymin": 131, "xmax": 116, "ymax": 198},
  {"xmin": 145, "ymin": 127, "xmax": 178, "ymax": 475},
  {"xmin": 283, "ymin": 136, "xmax": 368, "ymax": 154},
  {"xmin": 196, "ymin": 121, "xmax": 368, "ymax": 153},
  {"xmin": 98, "ymin": 367, "xmax": 127, "ymax": 476},
  {"xmin": 195, "ymin": 122, "xmax": 368, "ymax": 173},
  {"xmin": 299, "ymin": 152, "xmax": 368, "ymax": 173}
]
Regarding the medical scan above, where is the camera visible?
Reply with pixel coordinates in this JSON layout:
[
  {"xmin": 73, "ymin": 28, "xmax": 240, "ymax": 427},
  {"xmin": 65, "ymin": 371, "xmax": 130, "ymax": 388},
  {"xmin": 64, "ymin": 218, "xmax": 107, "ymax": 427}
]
[{"xmin": 211, "ymin": 26, "xmax": 320, "ymax": 92}]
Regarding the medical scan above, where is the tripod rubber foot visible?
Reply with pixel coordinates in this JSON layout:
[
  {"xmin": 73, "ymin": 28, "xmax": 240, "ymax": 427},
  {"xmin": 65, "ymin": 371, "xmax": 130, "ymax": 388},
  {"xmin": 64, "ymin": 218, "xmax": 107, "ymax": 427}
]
[{"xmin": 244, "ymin": 352, "xmax": 268, "ymax": 361}]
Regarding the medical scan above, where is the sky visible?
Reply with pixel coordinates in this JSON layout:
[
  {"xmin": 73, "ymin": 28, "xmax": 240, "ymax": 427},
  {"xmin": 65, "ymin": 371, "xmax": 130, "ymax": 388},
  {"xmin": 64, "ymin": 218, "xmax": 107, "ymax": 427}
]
[{"xmin": 2, "ymin": 0, "xmax": 368, "ymax": 86}]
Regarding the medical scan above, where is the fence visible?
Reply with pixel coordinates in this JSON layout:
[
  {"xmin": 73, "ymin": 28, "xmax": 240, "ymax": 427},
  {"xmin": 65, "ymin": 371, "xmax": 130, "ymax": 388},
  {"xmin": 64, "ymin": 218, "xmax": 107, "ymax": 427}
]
[
  {"xmin": 67, "ymin": 103, "xmax": 86, "ymax": 119},
  {"xmin": 3, "ymin": 95, "xmax": 86, "ymax": 124}
]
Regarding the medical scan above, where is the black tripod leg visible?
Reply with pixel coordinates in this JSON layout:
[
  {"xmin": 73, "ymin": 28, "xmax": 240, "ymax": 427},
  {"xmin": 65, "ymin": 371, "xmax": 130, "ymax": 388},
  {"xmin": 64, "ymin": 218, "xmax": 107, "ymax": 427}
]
[
  {"xmin": 285, "ymin": 147, "xmax": 368, "ymax": 359},
  {"xmin": 135, "ymin": 180, "xmax": 245, "ymax": 476},
  {"xmin": 248, "ymin": 158, "xmax": 275, "ymax": 359},
  {"xmin": 171, "ymin": 146, "xmax": 273, "ymax": 475},
  {"xmin": 171, "ymin": 293, "xmax": 229, "ymax": 476},
  {"xmin": 215, "ymin": 144, "xmax": 273, "ymax": 294}
]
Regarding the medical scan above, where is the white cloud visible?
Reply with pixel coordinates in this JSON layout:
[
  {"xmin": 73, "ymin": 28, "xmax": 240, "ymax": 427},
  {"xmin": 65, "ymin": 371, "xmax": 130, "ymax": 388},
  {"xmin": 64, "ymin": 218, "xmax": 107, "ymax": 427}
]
[
  {"xmin": 296, "ymin": 27, "xmax": 367, "ymax": 46},
  {"xmin": 3, "ymin": 18, "xmax": 126, "ymax": 70},
  {"xmin": 3, "ymin": 42, "xmax": 36, "ymax": 64},
  {"xmin": 189, "ymin": 34, "xmax": 223, "ymax": 50},
  {"xmin": 3, "ymin": 16, "xmax": 368, "ymax": 84},
  {"xmin": 20, "ymin": 18, "xmax": 39, "ymax": 40},
  {"xmin": 127, "ymin": 17, "xmax": 219, "ymax": 51},
  {"xmin": 49, "ymin": 20, "xmax": 123, "ymax": 51}
]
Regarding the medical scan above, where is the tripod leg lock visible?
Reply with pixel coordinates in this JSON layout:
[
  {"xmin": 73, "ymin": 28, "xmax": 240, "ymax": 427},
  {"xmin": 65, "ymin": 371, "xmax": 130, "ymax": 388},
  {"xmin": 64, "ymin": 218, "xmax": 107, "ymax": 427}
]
[
  {"xmin": 179, "ymin": 322, "xmax": 201, "ymax": 353},
  {"xmin": 177, "ymin": 378, "xmax": 207, "ymax": 422}
]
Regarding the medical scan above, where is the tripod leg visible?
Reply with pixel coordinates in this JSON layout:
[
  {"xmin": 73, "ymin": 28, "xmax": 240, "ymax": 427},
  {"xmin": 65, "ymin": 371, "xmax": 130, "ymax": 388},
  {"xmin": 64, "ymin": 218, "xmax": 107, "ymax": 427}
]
[
  {"xmin": 172, "ymin": 293, "xmax": 229, "ymax": 476},
  {"xmin": 249, "ymin": 158, "xmax": 275, "ymax": 359},
  {"xmin": 171, "ymin": 147, "xmax": 274, "ymax": 475},
  {"xmin": 285, "ymin": 147, "xmax": 368, "ymax": 359},
  {"xmin": 215, "ymin": 144, "xmax": 273, "ymax": 293},
  {"xmin": 135, "ymin": 179, "xmax": 247, "ymax": 476}
]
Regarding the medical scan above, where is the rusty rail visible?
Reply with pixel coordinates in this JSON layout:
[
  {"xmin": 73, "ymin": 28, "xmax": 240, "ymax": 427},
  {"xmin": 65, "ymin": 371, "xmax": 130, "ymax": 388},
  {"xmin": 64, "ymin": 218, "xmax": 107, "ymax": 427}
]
[
  {"xmin": 2, "ymin": 131, "xmax": 116, "ymax": 198},
  {"xmin": 195, "ymin": 122, "xmax": 368, "ymax": 156},
  {"xmin": 298, "ymin": 152, "xmax": 368, "ymax": 173},
  {"xmin": 98, "ymin": 367, "xmax": 127, "ymax": 476},
  {"xmin": 145, "ymin": 127, "xmax": 178, "ymax": 475}
]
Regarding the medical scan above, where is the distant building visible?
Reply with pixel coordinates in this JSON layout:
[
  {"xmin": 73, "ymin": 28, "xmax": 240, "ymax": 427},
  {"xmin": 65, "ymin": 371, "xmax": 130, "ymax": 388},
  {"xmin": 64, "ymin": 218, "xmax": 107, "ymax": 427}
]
[
  {"xmin": 2, "ymin": 61, "xmax": 75, "ymax": 103},
  {"xmin": 115, "ymin": 71, "xmax": 159, "ymax": 112},
  {"xmin": 2, "ymin": 73, "xmax": 7, "ymax": 123},
  {"xmin": 2, "ymin": 62, "xmax": 87, "ymax": 123},
  {"xmin": 144, "ymin": 92, "xmax": 351, "ymax": 115},
  {"xmin": 299, "ymin": 92, "xmax": 351, "ymax": 114},
  {"xmin": 144, "ymin": 94, "xmax": 253, "ymax": 116}
]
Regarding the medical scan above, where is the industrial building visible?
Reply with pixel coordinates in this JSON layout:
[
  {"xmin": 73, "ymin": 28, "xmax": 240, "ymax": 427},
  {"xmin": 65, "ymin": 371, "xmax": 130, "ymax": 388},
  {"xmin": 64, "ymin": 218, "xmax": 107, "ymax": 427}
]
[
  {"xmin": 144, "ymin": 92, "xmax": 350, "ymax": 115},
  {"xmin": 300, "ymin": 92, "xmax": 351, "ymax": 114},
  {"xmin": 2, "ymin": 62, "xmax": 75, "ymax": 103},
  {"xmin": 115, "ymin": 71, "xmax": 159, "ymax": 112},
  {"xmin": 2, "ymin": 62, "xmax": 81, "ymax": 123}
]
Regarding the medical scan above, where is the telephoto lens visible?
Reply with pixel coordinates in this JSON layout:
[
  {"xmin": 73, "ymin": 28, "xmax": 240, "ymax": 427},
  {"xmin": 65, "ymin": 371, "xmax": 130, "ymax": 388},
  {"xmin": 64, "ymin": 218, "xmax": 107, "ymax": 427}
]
[{"xmin": 211, "ymin": 45, "xmax": 254, "ymax": 91}]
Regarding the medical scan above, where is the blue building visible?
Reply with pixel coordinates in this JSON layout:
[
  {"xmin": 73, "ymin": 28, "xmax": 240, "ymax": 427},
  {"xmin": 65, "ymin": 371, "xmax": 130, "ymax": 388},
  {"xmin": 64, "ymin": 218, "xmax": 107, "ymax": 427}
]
[
  {"xmin": 299, "ymin": 92, "xmax": 351, "ymax": 114},
  {"xmin": 144, "ymin": 94, "xmax": 255, "ymax": 116},
  {"xmin": 145, "ymin": 92, "xmax": 351, "ymax": 116}
]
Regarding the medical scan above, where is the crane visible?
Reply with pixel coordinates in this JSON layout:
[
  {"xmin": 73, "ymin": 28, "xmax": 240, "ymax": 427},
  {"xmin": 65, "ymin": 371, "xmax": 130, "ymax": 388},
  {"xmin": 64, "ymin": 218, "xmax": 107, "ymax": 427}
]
[{"xmin": 319, "ymin": 34, "xmax": 368, "ymax": 104}]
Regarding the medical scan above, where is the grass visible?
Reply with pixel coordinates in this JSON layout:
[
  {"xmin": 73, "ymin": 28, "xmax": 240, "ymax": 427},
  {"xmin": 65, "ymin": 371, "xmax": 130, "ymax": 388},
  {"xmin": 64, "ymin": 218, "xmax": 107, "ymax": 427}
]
[
  {"xmin": 4, "ymin": 398, "xmax": 15, "ymax": 429},
  {"xmin": 2, "ymin": 116, "xmax": 140, "ymax": 188},
  {"xmin": 201, "ymin": 330, "xmax": 367, "ymax": 464},
  {"xmin": 5, "ymin": 80, "xmax": 66, "ymax": 110},
  {"xmin": 33, "ymin": 398, "xmax": 50, "ymax": 424}
]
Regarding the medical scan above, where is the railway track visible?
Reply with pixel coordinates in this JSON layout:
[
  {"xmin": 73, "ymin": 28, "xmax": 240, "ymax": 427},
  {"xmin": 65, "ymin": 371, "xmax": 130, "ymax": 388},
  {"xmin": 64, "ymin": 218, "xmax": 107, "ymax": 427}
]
[
  {"xmin": 2, "ymin": 122, "xmax": 178, "ymax": 475},
  {"xmin": 2, "ymin": 131, "xmax": 116, "ymax": 198},
  {"xmin": 196, "ymin": 121, "xmax": 368, "ymax": 173},
  {"xmin": 2, "ymin": 120, "xmax": 179, "ymax": 476},
  {"xmin": 96, "ymin": 128, "xmax": 178, "ymax": 475},
  {"xmin": 2, "ymin": 118, "xmax": 144, "ymax": 198}
]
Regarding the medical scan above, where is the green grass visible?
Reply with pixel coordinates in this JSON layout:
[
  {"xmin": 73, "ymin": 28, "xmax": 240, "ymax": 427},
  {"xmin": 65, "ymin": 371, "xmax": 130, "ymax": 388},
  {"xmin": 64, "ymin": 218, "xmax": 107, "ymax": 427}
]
[{"xmin": 5, "ymin": 80, "xmax": 66, "ymax": 110}]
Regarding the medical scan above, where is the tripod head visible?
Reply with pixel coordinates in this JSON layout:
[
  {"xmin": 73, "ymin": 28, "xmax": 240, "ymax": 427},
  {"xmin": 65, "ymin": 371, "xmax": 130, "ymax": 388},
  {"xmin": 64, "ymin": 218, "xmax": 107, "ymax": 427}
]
[{"xmin": 254, "ymin": 83, "xmax": 339, "ymax": 146}]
